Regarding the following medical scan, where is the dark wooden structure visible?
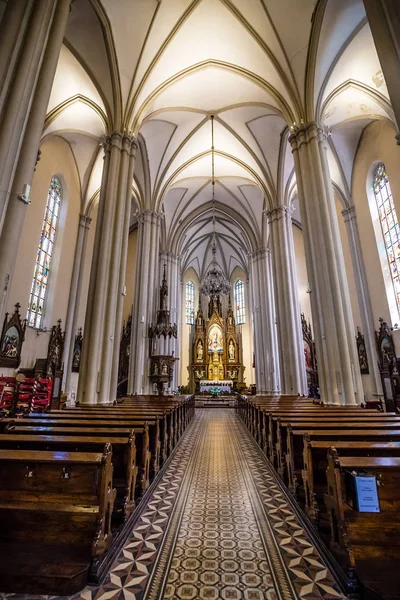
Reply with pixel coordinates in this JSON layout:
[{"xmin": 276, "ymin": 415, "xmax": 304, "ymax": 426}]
[
  {"xmin": 0, "ymin": 303, "xmax": 26, "ymax": 369},
  {"xmin": 118, "ymin": 314, "xmax": 131, "ymax": 383},
  {"xmin": 375, "ymin": 317, "xmax": 400, "ymax": 412},
  {"xmin": 301, "ymin": 313, "xmax": 318, "ymax": 393},
  {"xmin": 236, "ymin": 393, "xmax": 400, "ymax": 597},
  {"xmin": 72, "ymin": 327, "xmax": 83, "ymax": 372},
  {"xmin": 0, "ymin": 394, "xmax": 195, "ymax": 593}
]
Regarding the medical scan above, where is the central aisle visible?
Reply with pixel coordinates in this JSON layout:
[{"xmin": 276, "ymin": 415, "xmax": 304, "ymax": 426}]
[{"xmin": 75, "ymin": 410, "xmax": 345, "ymax": 600}]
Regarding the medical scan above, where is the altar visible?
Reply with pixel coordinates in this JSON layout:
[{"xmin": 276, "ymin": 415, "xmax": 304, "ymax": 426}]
[
  {"xmin": 190, "ymin": 294, "xmax": 245, "ymax": 393},
  {"xmin": 199, "ymin": 380, "xmax": 233, "ymax": 393}
]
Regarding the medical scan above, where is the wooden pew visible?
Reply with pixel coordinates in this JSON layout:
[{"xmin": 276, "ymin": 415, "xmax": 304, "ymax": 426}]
[
  {"xmin": 275, "ymin": 415, "xmax": 400, "ymax": 476},
  {"xmin": 0, "ymin": 432, "xmax": 137, "ymax": 519},
  {"xmin": 5, "ymin": 423, "xmax": 151, "ymax": 493},
  {"xmin": 23, "ymin": 414, "xmax": 164, "ymax": 475},
  {"xmin": 286, "ymin": 428, "xmax": 400, "ymax": 495},
  {"xmin": 57, "ymin": 409, "xmax": 172, "ymax": 465},
  {"xmin": 0, "ymin": 445, "xmax": 116, "ymax": 594},
  {"xmin": 267, "ymin": 410, "xmax": 386, "ymax": 463},
  {"xmin": 302, "ymin": 438, "xmax": 400, "ymax": 523},
  {"xmin": 324, "ymin": 448, "xmax": 400, "ymax": 599}
]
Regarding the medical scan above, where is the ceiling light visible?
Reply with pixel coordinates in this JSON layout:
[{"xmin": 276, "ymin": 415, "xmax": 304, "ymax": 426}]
[{"xmin": 199, "ymin": 115, "xmax": 231, "ymax": 299}]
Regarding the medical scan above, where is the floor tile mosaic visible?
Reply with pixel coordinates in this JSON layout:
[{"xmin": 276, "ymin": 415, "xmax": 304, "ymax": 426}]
[{"xmin": 1, "ymin": 409, "xmax": 346, "ymax": 600}]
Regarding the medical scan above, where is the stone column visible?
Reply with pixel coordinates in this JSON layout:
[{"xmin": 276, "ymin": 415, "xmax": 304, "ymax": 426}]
[
  {"xmin": 342, "ymin": 205, "xmax": 383, "ymax": 397},
  {"xmin": 249, "ymin": 248, "xmax": 280, "ymax": 394},
  {"xmin": 363, "ymin": 0, "xmax": 400, "ymax": 139},
  {"xmin": 128, "ymin": 211, "xmax": 161, "ymax": 395},
  {"xmin": 0, "ymin": 0, "xmax": 68, "ymax": 232},
  {"xmin": 0, "ymin": 0, "xmax": 31, "ymax": 114},
  {"xmin": 77, "ymin": 133, "xmax": 137, "ymax": 404},
  {"xmin": 0, "ymin": 0, "xmax": 71, "ymax": 325},
  {"xmin": 110, "ymin": 156, "xmax": 136, "ymax": 399},
  {"xmin": 62, "ymin": 214, "xmax": 92, "ymax": 394},
  {"xmin": 289, "ymin": 123, "xmax": 364, "ymax": 405},
  {"xmin": 267, "ymin": 207, "xmax": 308, "ymax": 395}
]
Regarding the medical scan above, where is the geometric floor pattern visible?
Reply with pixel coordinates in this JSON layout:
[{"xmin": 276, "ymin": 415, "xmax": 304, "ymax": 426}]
[{"xmin": 1, "ymin": 409, "xmax": 346, "ymax": 600}]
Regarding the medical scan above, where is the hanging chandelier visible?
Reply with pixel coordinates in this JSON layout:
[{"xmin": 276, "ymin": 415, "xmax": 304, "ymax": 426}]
[{"xmin": 199, "ymin": 115, "xmax": 231, "ymax": 299}]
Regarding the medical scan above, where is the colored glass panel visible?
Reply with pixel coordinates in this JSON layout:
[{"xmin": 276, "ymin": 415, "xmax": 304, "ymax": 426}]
[
  {"xmin": 27, "ymin": 176, "xmax": 62, "ymax": 328},
  {"xmin": 185, "ymin": 280, "xmax": 195, "ymax": 325},
  {"xmin": 234, "ymin": 279, "xmax": 246, "ymax": 324},
  {"xmin": 374, "ymin": 163, "xmax": 400, "ymax": 315}
]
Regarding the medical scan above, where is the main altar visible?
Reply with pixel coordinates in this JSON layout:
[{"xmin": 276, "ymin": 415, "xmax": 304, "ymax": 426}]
[{"xmin": 190, "ymin": 295, "xmax": 245, "ymax": 393}]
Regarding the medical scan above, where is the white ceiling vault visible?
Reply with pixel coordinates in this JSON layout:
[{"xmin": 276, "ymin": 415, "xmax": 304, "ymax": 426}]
[{"xmin": 39, "ymin": 0, "xmax": 396, "ymax": 280}]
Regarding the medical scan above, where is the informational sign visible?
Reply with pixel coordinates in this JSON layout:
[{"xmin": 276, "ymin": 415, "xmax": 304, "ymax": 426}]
[{"xmin": 353, "ymin": 474, "xmax": 380, "ymax": 513}]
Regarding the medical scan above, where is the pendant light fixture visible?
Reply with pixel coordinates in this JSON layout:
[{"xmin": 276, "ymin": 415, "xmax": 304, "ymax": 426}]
[{"xmin": 199, "ymin": 115, "xmax": 231, "ymax": 299}]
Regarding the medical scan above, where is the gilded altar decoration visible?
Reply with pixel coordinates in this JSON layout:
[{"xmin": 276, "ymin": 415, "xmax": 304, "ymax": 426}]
[{"xmin": 191, "ymin": 294, "xmax": 244, "ymax": 393}]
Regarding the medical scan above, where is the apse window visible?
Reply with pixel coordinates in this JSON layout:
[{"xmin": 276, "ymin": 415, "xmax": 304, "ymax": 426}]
[
  {"xmin": 373, "ymin": 163, "xmax": 400, "ymax": 319},
  {"xmin": 185, "ymin": 280, "xmax": 195, "ymax": 325},
  {"xmin": 27, "ymin": 176, "xmax": 62, "ymax": 329},
  {"xmin": 234, "ymin": 279, "xmax": 246, "ymax": 324}
]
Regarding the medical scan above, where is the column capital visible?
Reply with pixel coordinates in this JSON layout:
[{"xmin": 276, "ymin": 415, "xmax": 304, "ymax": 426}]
[
  {"xmin": 100, "ymin": 132, "xmax": 138, "ymax": 155},
  {"xmin": 160, "ymin": 250, "xmax": 180, "ymax": 262},
  {"xmin": 341, "ymin": 204, "xmax": 357, "ymax": 223},
  {"xmin": 288, "ymin": 122, "xmax": 330, "ymax": 151},
  {"xmin": 264, "ymin": 205, "xmax": 292, "ymax": 224},
  {"xmin": 248, "ymin": 247, "xmax": 270, "ymax": 262},
  {"xmin": 138, "ymin": 209, "xmax": 161, "ymax": 226},
  {"xmin": 79, "ymin": 213, "xmax": 92, "ymax": 229}
]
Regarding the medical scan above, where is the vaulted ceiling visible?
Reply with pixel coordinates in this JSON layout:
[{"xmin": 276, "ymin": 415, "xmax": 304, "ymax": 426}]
[{"xmin": 38, "ymin": 0, "xmax": 395, "ymax": 279}]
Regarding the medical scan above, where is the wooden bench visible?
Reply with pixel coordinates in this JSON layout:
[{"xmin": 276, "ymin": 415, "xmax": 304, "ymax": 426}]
[
  {"xmin": 0, "ymin": 445, "xmax": 116, "ymax": 594},
  {"xmin": 302, "ymin": 438, "xmax": 400, "ymax": 522},
  {"xmin": 0, "ymin": 432, "xmax": 137, "ymax": 519},
  {"xmin": 5, "ymin": 423, "xmax": 151, "ymax": 493},
  {"xmin": 267, "ymin": 410, "xmax": 386, "ymax": 463},
  {"xmin": 286, "ymin": 428, "xmax": 400, "ymax": 495},
  {"xmin": 324, "ymin": 448, "xmax": 400, "ymax": 599},
  {"xmin": 275, "ymin": 415, "xmax": 400, "ymax": 473},
  {"xmin": 22, "ymin": 414, "xmax": 164, "ymax": 474}
]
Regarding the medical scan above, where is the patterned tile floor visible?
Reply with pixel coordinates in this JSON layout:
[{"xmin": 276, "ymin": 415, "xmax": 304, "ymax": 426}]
[{"xmin": 1, "ymin": 410, "xmax": 346, "ymax": 600}]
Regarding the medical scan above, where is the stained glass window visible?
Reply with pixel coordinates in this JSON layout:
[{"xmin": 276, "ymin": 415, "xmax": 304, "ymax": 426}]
[
  {"xmin": 234, "ymin": 279, "xmax": 245, "ymax": 324},
  {"xmin": 185, "ymin": 280, "xmax": 195, "ymax": 325},
  {"xmin": 27, "ymin": 176, "xmax": 62, "ymax": 328},
  {"xmin": 374, "ymin": 163, "xmax": 400, "ymax": 314}
]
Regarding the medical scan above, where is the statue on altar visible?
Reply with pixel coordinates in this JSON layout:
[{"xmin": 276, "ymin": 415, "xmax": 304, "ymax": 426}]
[
  {"xmin": 196, "ymin": 340, "xmax": 203, "ymax": 362},
  {"xmin": 228, "ymin": 340, "xmax": 235, "ymax": 361}
]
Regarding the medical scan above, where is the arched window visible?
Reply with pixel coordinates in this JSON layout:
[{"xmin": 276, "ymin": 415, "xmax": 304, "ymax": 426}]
[
  {"xmin": 185, "ymin": 280, "xmax": 195, "ymax": 325},
  {"xmin": 234, "ymin": 279, "xmax": 246, "ymax": 324},
  {"xmin": 27, "ymin": 176, "xmax": 62, "ymax": 328},
  {"xmin": 373, "ymin": 163, "xmax": 400, "ymax": 316}
]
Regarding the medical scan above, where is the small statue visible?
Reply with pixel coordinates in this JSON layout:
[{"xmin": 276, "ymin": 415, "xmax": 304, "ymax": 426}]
[
  {"xmin": 229, "ymin": 340, "xmax": 235, "ymax": 361},
  {"xmin": 197, "ymin": 340, "xmax": 203, "ymax": 362}
]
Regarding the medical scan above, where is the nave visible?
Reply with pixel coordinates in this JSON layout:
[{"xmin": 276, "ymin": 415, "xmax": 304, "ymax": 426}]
[{"xmin": 3, "ymin": 409, "xmax": 344, "ymax": 600}]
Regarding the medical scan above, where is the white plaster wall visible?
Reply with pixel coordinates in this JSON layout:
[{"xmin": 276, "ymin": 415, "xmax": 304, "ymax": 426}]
[
  {"xmin": 5, "ymin": 135, "xmax": 81, "ymax": 372},
  {"xmin": 351, "ymin": 119, "xmax": 400, "ymax": 350}
]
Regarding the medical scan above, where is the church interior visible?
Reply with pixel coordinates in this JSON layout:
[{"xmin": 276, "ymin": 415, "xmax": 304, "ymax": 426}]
[{"xmin": 1, "ymin": 0, "xmax": 400, "ymax": 598}]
